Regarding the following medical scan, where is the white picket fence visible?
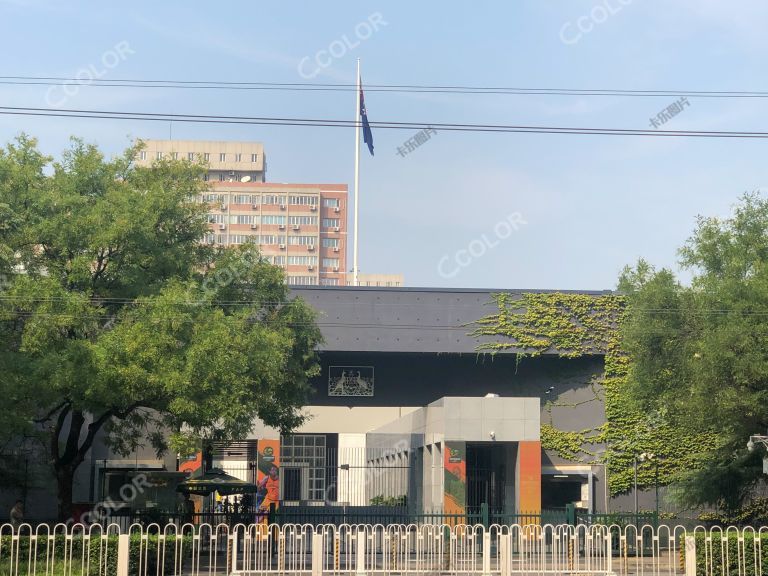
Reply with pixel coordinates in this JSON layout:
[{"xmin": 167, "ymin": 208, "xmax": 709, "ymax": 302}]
[{"xmin": 0, "ymin": 522, "xmax": 765, "ymax": 576}]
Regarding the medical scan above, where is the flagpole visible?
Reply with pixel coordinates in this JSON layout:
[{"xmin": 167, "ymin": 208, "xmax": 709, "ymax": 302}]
[{"xmin": 353, "ymin": 58, "xmax": 361, "ymax": 287}]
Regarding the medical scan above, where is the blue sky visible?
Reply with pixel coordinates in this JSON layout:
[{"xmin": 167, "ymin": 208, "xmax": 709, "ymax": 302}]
[{"xmin": 1, "ymin": 0, "xmax": 767, "ymax": 290}]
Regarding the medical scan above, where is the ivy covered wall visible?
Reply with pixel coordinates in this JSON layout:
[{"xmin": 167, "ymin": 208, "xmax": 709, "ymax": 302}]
[{"xmin": 472, "ymin": 292, "xmax": 714, "ymax": 495}]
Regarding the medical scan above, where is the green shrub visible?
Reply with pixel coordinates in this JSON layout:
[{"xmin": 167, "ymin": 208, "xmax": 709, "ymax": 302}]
[
  {"xmin": 0, "ymin": 533, "xmax": 193, "ymax": 576},
  {"xmin": 680, "ymin": 532, "xmax": 768, "ymax": 576},
  {"xmin": 696, "ymin": 497, "xmax": 768, "ymax": 526},
  {"xmin": 369, "ymin": 495, "xmax": 407, "ymax": 507}
]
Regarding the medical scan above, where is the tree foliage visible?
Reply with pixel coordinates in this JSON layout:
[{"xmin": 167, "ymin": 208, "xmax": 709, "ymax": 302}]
[
  {"xmin": 0, "ymin": 136, "xmax": 322, "ymax": 518},
  {"xmin": 620, "ymin": 193, "xmax": 768, "ymax": 512}
]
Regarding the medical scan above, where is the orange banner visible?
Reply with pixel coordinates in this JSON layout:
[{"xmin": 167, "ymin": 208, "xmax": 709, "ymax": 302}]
[
  {"xmin": 444, "ymin": 442, "xmax": 466, "ymax": 516},
  {"xmin": 517, "ymin": 441, "xmax": 542, "ymax": 515},
  {"xmin": 256, "ymin": 439, "xmax": 280, "ymax": 518}
]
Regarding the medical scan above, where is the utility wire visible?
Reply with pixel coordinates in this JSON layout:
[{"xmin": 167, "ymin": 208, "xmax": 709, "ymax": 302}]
[
  {"xmin": 1, "ymin": 105, "xmax": 768, "ymax": 139},
  {"xmin": 3, "ymin": 76, "xmax": 768, "ymax": 98},
  {"xmin": 3, "ymin": 299, "xmax": 768, "ymax": 317}
]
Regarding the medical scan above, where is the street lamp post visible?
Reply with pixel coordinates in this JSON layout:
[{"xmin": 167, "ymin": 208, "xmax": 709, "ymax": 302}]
[
  {"xmin": 633, "ymin": 456, "xmax": 638, "ymax": 519},
  {"xmin": 639, "ymin": 452, "xmax": 658, "ymax": 526},
  {"xmin": 747, "ymin": 435, "xmax": 768, "ymax": 452},
  {"xmin": 747, "ymin": 434, "xmax": 768, "ymax": 474}
]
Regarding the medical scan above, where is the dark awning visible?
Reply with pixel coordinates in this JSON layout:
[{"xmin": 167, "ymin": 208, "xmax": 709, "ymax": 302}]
[{"xmin": 176, "ymin": 467, "xmax": 259, "ymax": 496}]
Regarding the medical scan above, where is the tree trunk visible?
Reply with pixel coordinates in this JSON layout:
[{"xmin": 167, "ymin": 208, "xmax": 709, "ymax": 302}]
[{"xmin": 56, "ymin": 466, "xmax": 75, "ymax": 522}]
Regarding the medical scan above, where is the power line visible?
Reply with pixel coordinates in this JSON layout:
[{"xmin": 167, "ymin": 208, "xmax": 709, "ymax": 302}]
[
  {"xmin": 4, "ymin": 76, "xmax": 768, "ymax": 98},
  {"xmin": 6, "ymin": 295, "xmax": 768, "ymax": 316},
  {"xmin": 4, "ymin": 299, "xmax": 768, "ymax": 318},
  {"xmin": 2, "ymin": 105, "xmax": 768, "ymax": 139}
]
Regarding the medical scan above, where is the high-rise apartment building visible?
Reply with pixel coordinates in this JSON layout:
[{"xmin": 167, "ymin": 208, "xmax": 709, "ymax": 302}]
[
  {"xmin": 136, "ymin": 140, "xmax": 266, "ymax": 183},
  {"xmin": 204, "ymin": 182, "xmax": 348, "ymax": 286},
  {"xmin": 135, "ymin": 140, "xmax": 347, "ymax": 287},
  {"xmin": 346, "ymin": 273, "xmax": 404, "ymax": 287}
]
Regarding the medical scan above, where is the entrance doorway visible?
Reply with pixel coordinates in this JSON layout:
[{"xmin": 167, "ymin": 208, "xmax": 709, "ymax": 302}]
[
  {"xmin": 282, "ymin": 467, "xmax": 303, "ymax": 501},
  {"xmin": 466, "ymin": 444, "xmax": 507, "ymax": 511},
  {"xmin": 541, "ymin": 475, "xmax": 584, "ymax": 509}
]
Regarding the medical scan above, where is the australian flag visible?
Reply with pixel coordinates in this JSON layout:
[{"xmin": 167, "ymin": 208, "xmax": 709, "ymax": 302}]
[{"xmin": 360, "ymin": 84, "xmax": 374, "ymax": 156}]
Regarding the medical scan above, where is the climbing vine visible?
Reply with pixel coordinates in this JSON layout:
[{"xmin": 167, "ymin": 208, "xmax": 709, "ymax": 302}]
[{"xmin": 472, "ymin": 292, "xmax": 716, "ymax": 495}]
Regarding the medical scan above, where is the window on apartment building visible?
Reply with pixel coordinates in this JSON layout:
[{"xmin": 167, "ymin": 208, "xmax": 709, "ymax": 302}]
[
  {"xmin": 188, "ymin": 152, "xmax": 195, "ymax": 161},
  {"xmin": 251, "ymin": 153, "xmax": 258, "ymax": 163},
  {"xmin": 262, "ymin": 194, "xmax": 286, "ymax": 205},
  {"xmin": 201, "ymin": 193, "xmax": 223, "ymax": 203},
  {"xmin": 261, "ymin": 215, "xmax": 286, "ymax": 225},
  {"xmin": 234, "ymin": 153, "xmax": 241, "ymax": 162},
  {"xmin": 232, "ymin": 194, "xmax": 252, "ymax": 204},
  {"xmin": 288, "ymin": 195, "xmax": 318, "ymax": 206},
  {"xmin": 320, "ymin": 278, "xmax": 339, "ymax": 286},
  {"xmin": 204, "ymin": 233, "xmax": 216, "ymax": 244},
  {"xmin": 287, "ymin": 256, "xmax": 318, "ymax": 266},
  {"xmin": 229, "ymin": 235, "xmax": 256, "ymax": 245},
  {"xmin": 230, "ymin": 214, "xmax": 255, "ymax": 224},
  {"xmin": 204, "ymin": 153, "xmax": 210, "ymax": 162},
  {"xmin": 323, "ymin": 198, "xmax": 340, "ymax": 208},
  {"xmin": 216, "ymin": 234, "xmax": 226, "ymax": 244},
  {"xmin": 139, "ymin": 151, "xmax": 147, "ymax": 161},
  {"xmin": 322, "ymin": 238, "xmax": 339, "ymax": 248},
  {"xmin": 322, "ymin": 258, "xmax": 339, "ymax": 269},
  {"xmin": 171, "ymin": 152, "xmax": 179, "ymax": 160},
  {"xmin": 322, "ymin": 218, "xmax": 340, "ymax": 229},
  {"xmin": 288, "ymin": 236, "xmax": 316, "ymax": 246},
  {"xmin": 203, "ymin": 174, "xmax": 210, "ymax": 182},
  {"xmin": 218, "ymin": 174, "xmax": 226, "ymax": 181},
  {"xmin": 207, "ymin": 214, "xmax": 227, "ymax": 224},
  {"xmin": 270, "ymin": 255, "xmax": 286, "ymax": 266},
  {"xmin": 286, "ymin": 276, "xmax": 315, "ymax": 286},
  {"xmin": 288, "ymin": 216, "xmax": 317, "ymax": 226},
  {"xmin": 156, "ymin": 152, "xmax": 164, "ymax": 160},
  {"xmin": 259, "ymin": 235, "xmax": 285, "ymax": 245},
  {"xmin": 219, "ymin": 153, "xmax": 226, "ymax": 162}
]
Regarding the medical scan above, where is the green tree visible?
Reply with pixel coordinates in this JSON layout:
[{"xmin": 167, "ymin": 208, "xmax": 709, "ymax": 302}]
[
  {"xmin": 620, "ymin": 193, "xmax": 768, "ymax": 513},
  {"xmin": 0, "ymin": 136, "xmax": 322, "ymax": 520}
]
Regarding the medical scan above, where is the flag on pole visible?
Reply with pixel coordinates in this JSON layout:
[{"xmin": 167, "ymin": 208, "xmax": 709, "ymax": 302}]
[{"xmin": 360, "ymin": 83, "xmax": 374, "ymax": 156}]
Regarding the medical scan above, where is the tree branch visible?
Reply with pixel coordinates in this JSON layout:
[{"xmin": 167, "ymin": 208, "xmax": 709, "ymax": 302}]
[
  {"xmin": 58, "ymin": 410, "xmax": 85, "ymax": 467},
  {"xmin": 34, "ymin": 400, "xmax": 70, "ymax": 424},
  {"xmin": 72, "ymin": 401, "xmax": 146, "ymax": 470},
  {"xmin": 51, "ymin": 403, "xmax": 70, "ymax": 466}
]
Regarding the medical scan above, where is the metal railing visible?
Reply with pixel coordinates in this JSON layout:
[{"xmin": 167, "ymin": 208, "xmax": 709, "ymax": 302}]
[{"xmin": 1, "ymin": 522, "xmax": 765, "ymax": 575}]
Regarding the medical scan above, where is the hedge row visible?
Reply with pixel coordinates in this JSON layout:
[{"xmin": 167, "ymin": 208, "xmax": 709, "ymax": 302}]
[
  {"xmin": 0, "ymin": 534, "xmax": 193, "ymax": 576},
  {"xmin": 680, "ymin": 533, "xmax": 768, "ymax": 576}
]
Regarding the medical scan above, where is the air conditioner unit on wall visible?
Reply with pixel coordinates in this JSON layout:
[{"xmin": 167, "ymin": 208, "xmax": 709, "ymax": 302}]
[
  {"xmin": 307, "ymin": 245, "xmax": 315, "ymax": 251},
  {"xmin": 279, "ymin": 244, "xmax": 286, "ymax": 250},
  {"xmin": 310, "ymin": 205, "xmax": 317, "ymax": 211},
  {"xmin": 334, "ymin": 207, "xmax": 340, "ymax": 213},
  {"xmin": 219, "ymin": 224, "xmax": 226, "ymax": 230},
  {"xmin": 333, "ymin": 247, "xmax": 340, "ymax": 252},
  {"xmin": 220, "ymin": 204, "xmax": 227, "ymax": 211},
  {"xmin": 252, "ymin": 204, "xmax": 259, "ymax": 210},
  {"xmin": 333, "ymin": 226, "xmax": 340, "ymax": 232},
  {"xmin": 250, "ymin": 224, "xmax": 258, "ymax": 229}
]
